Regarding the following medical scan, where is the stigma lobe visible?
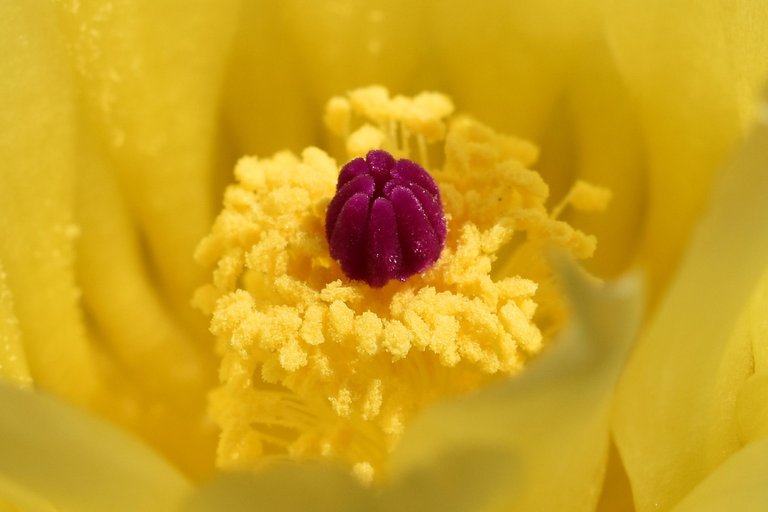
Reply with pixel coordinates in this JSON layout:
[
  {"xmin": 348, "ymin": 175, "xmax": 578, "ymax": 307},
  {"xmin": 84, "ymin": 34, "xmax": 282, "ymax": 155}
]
[{"xmin": 326, "ymin": 150, "xmax": 446, "ymax": 287}]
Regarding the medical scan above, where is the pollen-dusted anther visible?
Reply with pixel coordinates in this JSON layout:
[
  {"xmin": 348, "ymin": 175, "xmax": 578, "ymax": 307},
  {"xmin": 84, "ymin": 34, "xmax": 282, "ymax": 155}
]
[{"xmin": 325, "ymin": 149, "xmax": 447, "ymax": 287}]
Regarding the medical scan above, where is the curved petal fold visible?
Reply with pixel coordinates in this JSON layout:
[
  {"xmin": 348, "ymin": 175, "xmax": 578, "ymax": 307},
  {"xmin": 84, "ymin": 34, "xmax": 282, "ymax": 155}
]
[
  {"xmin": 606, "ymin": 0, "xmax": 768, "ymax": 294},
  {"xmin": 54, "ymin": 0, "xmax": 242, "ymax": 321},
  {"xmin": 0, "ymin": 2, "xmax": 99, "ymax": 404},
  {"xmin": 614, "ymin": 105, "xmax": 768, "ymax": 511},
  {"xmin": 671, "ymin": 439, "xmax": 768, "ymax": 512},
  {"xmin": 0, "ymin": 384, "xmax": 191, "ymax": 512}
]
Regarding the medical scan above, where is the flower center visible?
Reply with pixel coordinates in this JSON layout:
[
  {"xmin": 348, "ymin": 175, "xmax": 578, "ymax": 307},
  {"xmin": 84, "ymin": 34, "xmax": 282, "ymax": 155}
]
[
  {"xmin": 326, "ymin": 149, "xmax": 447, "ymax": 288},
  {"xmin": 193, "ymin": 86, "xmax": 609, "ymax": 484}
]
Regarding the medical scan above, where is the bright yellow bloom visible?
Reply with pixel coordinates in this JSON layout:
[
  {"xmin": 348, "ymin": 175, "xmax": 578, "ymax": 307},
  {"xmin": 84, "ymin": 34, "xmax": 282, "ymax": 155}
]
[{"xmin": 1, "ymin": 0, "xmax": 767, "ymax": 511}]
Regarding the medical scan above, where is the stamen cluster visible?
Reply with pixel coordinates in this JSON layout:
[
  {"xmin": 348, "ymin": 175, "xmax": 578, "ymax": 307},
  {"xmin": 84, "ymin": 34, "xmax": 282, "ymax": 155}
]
[{"xmin": 194, "ymin": 86, "xmax": 608, "ymax": 483}]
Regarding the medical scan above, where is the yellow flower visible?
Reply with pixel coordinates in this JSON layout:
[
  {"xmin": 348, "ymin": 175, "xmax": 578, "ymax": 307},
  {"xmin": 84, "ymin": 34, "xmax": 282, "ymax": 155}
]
[{"xmin": 1, "ymin": 1, "xmax": 767, "ymax": 511}]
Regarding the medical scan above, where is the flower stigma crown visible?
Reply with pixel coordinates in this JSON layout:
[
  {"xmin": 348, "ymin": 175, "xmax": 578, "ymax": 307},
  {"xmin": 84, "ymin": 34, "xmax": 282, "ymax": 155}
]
[{"xmin": 326, "ymin": 149, "xmax": 446, "ymax": 288}]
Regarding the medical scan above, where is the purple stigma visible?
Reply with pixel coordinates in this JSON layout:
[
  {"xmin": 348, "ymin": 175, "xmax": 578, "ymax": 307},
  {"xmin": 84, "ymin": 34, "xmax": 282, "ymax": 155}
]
[{"xmin": 326, "ymin": 149, "xmax": 447, "ymax": 288}]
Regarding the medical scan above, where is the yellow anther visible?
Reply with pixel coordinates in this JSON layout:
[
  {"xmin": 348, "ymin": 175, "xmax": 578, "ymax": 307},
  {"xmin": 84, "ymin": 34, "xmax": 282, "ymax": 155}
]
[
  {"xmin": 569, "ymin": 180, "xmax": 612, "ymax": 212},
  {"xmin": 346, "ymin": 124, "xmax": 387, "ymax": 158},
  {"xmin": 324, "ymin": 96, "xmax": 352, "ymax": 137}
]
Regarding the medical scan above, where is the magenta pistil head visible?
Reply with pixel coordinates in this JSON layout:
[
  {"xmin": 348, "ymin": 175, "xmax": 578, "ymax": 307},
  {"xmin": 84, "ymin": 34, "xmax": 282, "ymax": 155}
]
[{"xmin": 325, "ymin": 150, "xmax": 447, "ymax": 288}]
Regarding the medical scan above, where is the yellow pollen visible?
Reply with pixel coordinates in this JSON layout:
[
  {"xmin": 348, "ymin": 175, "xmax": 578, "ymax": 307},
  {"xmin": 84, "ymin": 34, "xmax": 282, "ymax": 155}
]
[{"xmin": 194, "ymin": 86, "xmax": 609, "ymax": 482}]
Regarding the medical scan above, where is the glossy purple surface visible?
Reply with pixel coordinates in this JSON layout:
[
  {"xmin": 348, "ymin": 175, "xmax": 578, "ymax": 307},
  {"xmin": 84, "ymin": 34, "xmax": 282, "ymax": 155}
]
[{"xmin": 326, "ymin": 150, "xmax": 447, "ymax": 287}]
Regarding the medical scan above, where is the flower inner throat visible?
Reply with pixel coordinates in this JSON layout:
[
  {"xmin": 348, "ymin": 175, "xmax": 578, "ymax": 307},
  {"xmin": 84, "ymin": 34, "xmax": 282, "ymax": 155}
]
[{"xmin": 193, "ymin": 86, "xmax": 610, "ymax": 484}]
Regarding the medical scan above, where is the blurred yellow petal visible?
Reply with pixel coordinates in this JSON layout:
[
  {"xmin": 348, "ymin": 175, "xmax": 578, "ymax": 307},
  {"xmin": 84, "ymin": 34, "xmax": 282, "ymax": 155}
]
[
  {"xmin": 223, "ymin": 2, "xmax": 316, "ymax": 157},
  {"xmin": 737, "ymin": 372, "xmax": 768, "ymax": 446},
  {"xmin": 75, "ymin": 129, "xmax": 217, "ymax": 479},
  {"xmin": 381, "ymin": 445, "xmax": 520, "ymax": 512},
  {"xmin": 54, "ymin": 0, "xmax": 242, "ymax": 321},
  {"xmin": 183, "ymin": 465, "xmax": 371, "ymax": 512},
  {"xmin": 279, "ymin": 1, "xmax": 429, "ymax": 109},
  {"xmin": 595, "ymin": 443, "xmax": 635, "ymax": 512},
  {"xmin": 671, "ymin": 439, "xmax": 768, "ymax": 512},
  {"xmin": 750, "ymin": 269, "xmax": 768, "ymax": 373},
  {"xmin": 0, "ymin": 259, "xmax": 31, "ymax": 388},
  {"xmin": 606, "ymin": 0, "xmax": 768, "ymax": 295},
  {"xmin": 76, "ymin": 130, "xmax": 210, "ymax": 404},
  {"xmin": 0, "ymin": 476, "xmax": 58, "ymax": 512},
  {"xmin": 613, "ymin": 109, "xmax": 768, "ymax": 510},
  {"xmin": 388, "ymin": 259, "xmax": 642, "ymax": 511},
  {"xmin": 0, "ymin": 383, "xmax": 190, "ymax": 512},
  {"xmin": 564, "ymin": 38, "xmax": 646, "ymax": 277},
  {"xmin": 734, "ymin": 238, "xmax": 768, "ymax": 445},
  {"xmin": 432, "ymin": 0, "xmax": 599, "ymax": 139},
  {"xmin": 0, "ymin": 2, "xmax": 99, "ymax": 404}
]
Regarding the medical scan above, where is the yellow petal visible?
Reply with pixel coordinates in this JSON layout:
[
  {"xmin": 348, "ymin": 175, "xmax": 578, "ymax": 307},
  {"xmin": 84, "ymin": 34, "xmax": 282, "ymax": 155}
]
[
  {"xmin": 606, "ymin": 0, "xmax": 768, "ymax": 295},
  {"xmin": 0, "ymin": 259, "xmax": 31, "ymax": 388},
  {"xmin": 671, "ymin": 439, "xmax": 768, "ymax": 512},
  {"xmin": 54, "ymin": 0, "xmax": 241, "ymax": 321},
  {"xmin": 737, "ymin": 373, "xmax": 768, "ymax": 446},
  {"xmin": 183, "ymin": 465, "xmax": 371, "ymax": 512},
  {"xmin": 277, "ymin": 1, "xmax": 429, "ymax": 110},
  {"xmin": 0, "ymin": 384, "xmax": 191, "ymax": 512},
  {"xmin": 222, "ymin": 2, "xmax": 317, "ymax": 157},
  {"xmin": 0, "ymin": 476, "xmax": 58, "ymax": 512},
  {"xmin": 734, "ymin": 244, "xmax": 768, "ymax": 445},
  {"xmin": 432, "ymin": 0, "xmax": 600, "ymax": 139},
  {"xmin": 595, "ymin": 443, "xmax": 635, "ymax": 512},
  {"xmin": 76, "ymin": 129, "xmax": 211, "ymax": 403},
  {"xmin": 563, "ymin": 38, "xmax": 646, "ymax": 277},
  {"xmin": 613, "ymin": 108, "xmax": 768, "ymax": 511},
  {"xmin": 0, "ymin": 2, "xmax": 99, "ymax": 404},
  {"xmin": 388, "ymin": 259, "xmax": 642, "ymax": 511},
  {"xmin": 75, "ymin": 129, "xmax": 218, "ymax": 479}
]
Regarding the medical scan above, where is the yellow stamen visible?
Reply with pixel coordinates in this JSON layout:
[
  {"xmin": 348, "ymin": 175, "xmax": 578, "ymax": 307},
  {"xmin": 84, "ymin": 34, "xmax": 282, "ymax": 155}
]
[{"xmin": 194, "ymin": 86, "xmax": 608, "ymax": 483}]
